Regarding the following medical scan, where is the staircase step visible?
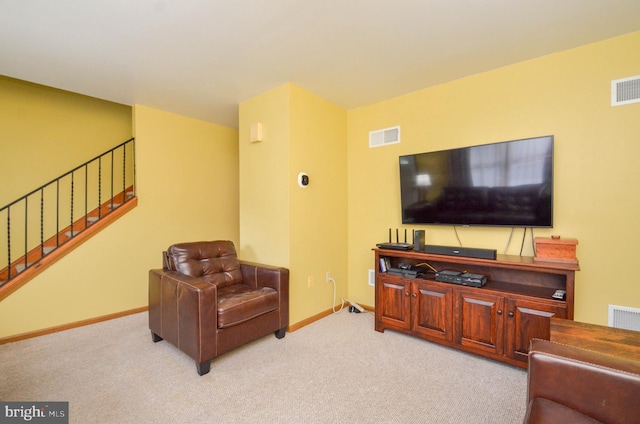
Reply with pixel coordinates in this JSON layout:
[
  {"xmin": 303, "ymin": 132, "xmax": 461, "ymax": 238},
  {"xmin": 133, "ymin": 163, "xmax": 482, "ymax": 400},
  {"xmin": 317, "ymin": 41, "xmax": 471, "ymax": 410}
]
[
  {"xmin": 87, "ymin": 216, "xmax": 99, "ymax": 224},
  {"xmin": 43, "ymin": 246, "xmax": 55, "ymax": 254},
  {"xmin": 108, "ymin": 203, "xmax": 121, "ymax": 210},
  {"xmin": 65, "ymin": 230, "xmax": 81, "ymax": 238},
  {"xmin": 15, "ymin": 263, "xmax": 33, "ymax": 273}
]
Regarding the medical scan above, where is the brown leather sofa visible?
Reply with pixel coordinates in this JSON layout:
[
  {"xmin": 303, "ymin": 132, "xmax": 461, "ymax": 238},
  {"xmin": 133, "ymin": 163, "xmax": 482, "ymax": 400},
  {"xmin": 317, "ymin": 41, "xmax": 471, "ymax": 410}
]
[
  {"xmin": 148, "ymin": 240, "xmax": 289, "ymax": 375},
  {"xmin": 525, "ymin": 338, "xmax": 640, "ymax": 423}
]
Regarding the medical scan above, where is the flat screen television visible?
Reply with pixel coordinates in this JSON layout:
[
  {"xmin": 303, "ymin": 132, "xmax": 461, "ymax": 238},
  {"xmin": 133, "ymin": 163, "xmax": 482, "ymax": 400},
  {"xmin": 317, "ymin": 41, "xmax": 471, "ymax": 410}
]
[{"xmin": 399, "ymin": 135, "xmax": 553, "ymax": 227}]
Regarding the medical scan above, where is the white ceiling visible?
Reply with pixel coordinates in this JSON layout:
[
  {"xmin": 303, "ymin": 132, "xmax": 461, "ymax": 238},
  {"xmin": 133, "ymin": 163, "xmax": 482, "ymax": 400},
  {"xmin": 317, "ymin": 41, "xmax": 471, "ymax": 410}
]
[{"xmin": 2, "ymin": 0, "xmax": 639, "ymax": 128}]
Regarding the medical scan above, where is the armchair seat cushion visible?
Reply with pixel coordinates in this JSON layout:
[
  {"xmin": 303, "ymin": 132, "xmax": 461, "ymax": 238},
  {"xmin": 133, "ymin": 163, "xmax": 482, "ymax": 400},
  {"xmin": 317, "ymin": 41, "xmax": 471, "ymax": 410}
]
[{"xmin": 217, "ymin": 284, "xmax": 278, "ymax": 328}]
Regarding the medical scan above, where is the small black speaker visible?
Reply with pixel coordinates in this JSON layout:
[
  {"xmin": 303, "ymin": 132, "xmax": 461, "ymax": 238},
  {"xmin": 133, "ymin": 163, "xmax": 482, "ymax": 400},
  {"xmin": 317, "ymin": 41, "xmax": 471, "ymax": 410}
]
[{"xmin": 413, "ymin": 230, "xmax": 425, "ymax": 251}]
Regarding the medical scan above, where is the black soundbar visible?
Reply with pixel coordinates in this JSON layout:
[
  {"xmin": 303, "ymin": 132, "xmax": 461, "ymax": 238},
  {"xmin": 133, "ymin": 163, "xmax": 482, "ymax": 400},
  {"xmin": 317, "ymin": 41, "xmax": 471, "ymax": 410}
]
[{"xmin": 423, "ymin": 244, "xmax": 497, "ymax": 260}]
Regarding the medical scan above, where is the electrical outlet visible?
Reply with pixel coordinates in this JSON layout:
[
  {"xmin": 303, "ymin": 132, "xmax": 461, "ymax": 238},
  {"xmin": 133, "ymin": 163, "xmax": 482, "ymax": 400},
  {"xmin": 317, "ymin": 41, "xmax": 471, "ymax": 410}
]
[
  {"xmin": 326, "ymin": 272, "xmax": 332, "ymax": 282},
  {"xmin": 307, "ymin": 276, "xmax": 314, "ymax": 288}
]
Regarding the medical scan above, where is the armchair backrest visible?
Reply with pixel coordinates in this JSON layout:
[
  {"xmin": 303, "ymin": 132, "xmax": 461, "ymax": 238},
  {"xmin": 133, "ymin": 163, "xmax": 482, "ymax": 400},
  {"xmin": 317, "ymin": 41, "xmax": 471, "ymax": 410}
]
[{"xmin": 165, "ymin": 240, "xmax": 242, "ymax": 289}]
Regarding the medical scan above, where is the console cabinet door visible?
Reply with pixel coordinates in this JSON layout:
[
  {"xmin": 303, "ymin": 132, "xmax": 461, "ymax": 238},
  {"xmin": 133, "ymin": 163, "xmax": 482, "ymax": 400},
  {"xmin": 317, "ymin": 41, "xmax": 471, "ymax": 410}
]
[
  {"xmin": 412, "ymin": 281, "xmax": 453, "ymax": 341},
  {"xmin": 504, "ymin": 298, "xmax": 567, "ymax": 363},
  {"xmin": 455, "ymin": 290, "xmax": 504, "ymax": 355},
  {"xmin": 376, "ymin": 276, "xmax": 411, "ymax": 331}
]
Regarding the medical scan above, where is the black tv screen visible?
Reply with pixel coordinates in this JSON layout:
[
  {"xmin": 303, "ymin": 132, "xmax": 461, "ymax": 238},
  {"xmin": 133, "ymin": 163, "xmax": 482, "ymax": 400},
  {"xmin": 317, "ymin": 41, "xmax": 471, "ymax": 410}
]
[{"xmin": 400, "ymin": 136, "xmax": 553, "ymax": 227}]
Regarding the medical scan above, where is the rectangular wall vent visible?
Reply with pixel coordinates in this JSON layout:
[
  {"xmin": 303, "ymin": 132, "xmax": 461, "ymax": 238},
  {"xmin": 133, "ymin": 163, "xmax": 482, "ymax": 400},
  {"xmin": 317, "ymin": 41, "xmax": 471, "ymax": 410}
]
[
  {"xmin": 368, "ymin": 269, "xmax": 376, "ymax": 286},
  {"xmin": 611, "ymin": 75, "xmax": 640, "ymax": 106},
  {"xmin": 369, "ymin": 126, "xmax": 400, "ymax": 148},
  {"xmin": 608, "ymin": 305, "xmax": 640, "ymax": 331}
]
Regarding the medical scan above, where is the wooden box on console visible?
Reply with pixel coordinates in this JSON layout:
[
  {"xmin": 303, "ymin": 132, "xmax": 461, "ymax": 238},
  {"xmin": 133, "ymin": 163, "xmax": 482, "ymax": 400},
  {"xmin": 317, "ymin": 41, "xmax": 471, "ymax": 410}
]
[{"xmin": 534, "ymin": 237, "xmax": 578, "ymax": 265}]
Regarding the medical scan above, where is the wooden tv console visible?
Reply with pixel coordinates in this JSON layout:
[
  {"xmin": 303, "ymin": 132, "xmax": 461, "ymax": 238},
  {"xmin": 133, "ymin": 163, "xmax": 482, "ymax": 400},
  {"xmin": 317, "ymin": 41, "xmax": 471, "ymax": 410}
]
[{"xmin": 374, "ymin": 248, "xmax": 579, "ymax": 368}]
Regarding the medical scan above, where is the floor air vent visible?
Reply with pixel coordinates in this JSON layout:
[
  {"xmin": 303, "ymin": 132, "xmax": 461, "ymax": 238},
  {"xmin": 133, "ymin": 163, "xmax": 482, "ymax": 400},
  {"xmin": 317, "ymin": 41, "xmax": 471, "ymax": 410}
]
[
  {"xmin": 608, "ymin": 305, "xmax": 640, "ymax": 331},
  {"xmin": 611, "ymin": 75, "xmax": 640, "ymax": 106},
  {"xmin": 369, "ymin": 126, "xmax": 400, "ymax": 148}
]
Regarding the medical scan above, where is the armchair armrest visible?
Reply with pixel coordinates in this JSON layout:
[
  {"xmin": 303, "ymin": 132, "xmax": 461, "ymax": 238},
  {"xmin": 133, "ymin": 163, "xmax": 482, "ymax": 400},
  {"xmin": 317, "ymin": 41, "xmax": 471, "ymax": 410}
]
[
  {"xmin": 526, "ymin": 338, "xmax": 640, "ymax": 424},
  {"xmin": 148, "ymin": 269, "xmax": 218, "ymax": 363},
  {"xmin": 239, "ymin": 261, "xmax": 289, "ymax": 330},
  {"xmin": 240, "ymin": 261, "xmax": 288, "ymax": 290}
]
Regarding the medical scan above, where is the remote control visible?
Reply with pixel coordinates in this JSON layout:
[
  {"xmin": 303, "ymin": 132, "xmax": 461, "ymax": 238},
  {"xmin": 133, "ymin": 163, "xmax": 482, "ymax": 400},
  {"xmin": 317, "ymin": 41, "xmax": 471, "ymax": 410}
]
[{"xmin": 552, "ymin": 289, "xmax": 566, "ymax": 300}]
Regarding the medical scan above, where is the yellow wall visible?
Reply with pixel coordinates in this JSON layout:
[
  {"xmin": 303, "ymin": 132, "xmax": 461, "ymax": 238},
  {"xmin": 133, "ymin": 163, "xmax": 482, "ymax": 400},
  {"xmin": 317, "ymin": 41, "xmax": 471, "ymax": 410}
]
[
  {"xmin": 0, "ymin": 76, "xmax": 132, "ymax": 204},
  {"xmin": 289, "ymin": 85, "xmax": 348, "ymax": 323},
  {"xmin": 0, "ymin": 102, "xmax": 239, "ymax": 338},
  {"xmin": 238, "ymin": 85, "xmax": 291, "ymax": 266},
  {"xmin": 132, "ymin": 105, "xmax": 240, "ymax": 247},
  {"xmin": 239, "ymin": 84, "xmax": 348, "ymax": 324},
  {"xmin": 347, "ymin": 32, "xmax": 640, "ymax": 325}
]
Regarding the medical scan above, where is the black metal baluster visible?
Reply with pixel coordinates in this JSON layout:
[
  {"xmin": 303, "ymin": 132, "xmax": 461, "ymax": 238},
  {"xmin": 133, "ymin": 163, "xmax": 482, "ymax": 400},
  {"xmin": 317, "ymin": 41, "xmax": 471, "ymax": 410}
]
[
  {"xmin": 110, "ymin": 150, "xmax": 114, "ymax": 211},
  {"xmin": 40, "ymin": 188, "xmax": 44, "ymax": 257},
  {"xmin": 131, "ymin": 139, "xmax": 137, "ymax": 197},
  {"xmin": 98, "ymin": 157, "xmax": 102, "ymax": 219},
  {"xmin": 70, "ymin": 174, "xmax": 74, "ymax": 238},
  {"xmin": 6, "ymin": 207, "xmax": 11, "ymax": 280},
  {"xmin": 56, "ymin": 179, "xmax": 60, "ymax": 247},
  {"xmin": 122, "ymin": 144, "xmax": 126, "ymax": 202},
  {"xmin": 84, "ymin": 164, "xmax": 88, "ymax": 229},
  {"xmin": 23, "ymin": 197, "xmax": 28, "ymax": 272}
]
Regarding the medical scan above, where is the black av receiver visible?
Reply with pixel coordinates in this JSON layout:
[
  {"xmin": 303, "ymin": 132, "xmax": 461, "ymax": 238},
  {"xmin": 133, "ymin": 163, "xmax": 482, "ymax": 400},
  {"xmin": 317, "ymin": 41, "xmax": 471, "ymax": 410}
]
[{"xmin": 435, "ymin": 270, "xmax": 487, "ymax": 288}]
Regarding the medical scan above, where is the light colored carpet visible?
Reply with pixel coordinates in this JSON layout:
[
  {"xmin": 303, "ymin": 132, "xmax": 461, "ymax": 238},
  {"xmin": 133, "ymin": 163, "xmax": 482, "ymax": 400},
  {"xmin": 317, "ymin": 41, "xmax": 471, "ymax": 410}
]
[{"xmin": 0, "ymin": 310, "xmax": 527, "ymax": 423}]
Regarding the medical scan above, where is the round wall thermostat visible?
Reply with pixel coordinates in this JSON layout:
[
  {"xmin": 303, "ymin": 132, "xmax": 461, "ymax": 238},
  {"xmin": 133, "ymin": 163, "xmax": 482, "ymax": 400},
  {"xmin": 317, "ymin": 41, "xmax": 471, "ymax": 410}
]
[{"xmin": 298, "ymin": 172, "xmax": 309, "ymax": 187}]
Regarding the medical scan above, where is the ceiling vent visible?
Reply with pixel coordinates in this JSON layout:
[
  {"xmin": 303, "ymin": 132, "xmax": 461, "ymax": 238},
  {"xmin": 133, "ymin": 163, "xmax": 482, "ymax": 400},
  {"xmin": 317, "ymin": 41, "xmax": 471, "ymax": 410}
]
[
  {"xmin": 369, "ymin": 126, "xmax": 400, "ymax": 148},
  {"xmin": 611, "ymin": 75, "xmax": 640, "ymax": 106}
]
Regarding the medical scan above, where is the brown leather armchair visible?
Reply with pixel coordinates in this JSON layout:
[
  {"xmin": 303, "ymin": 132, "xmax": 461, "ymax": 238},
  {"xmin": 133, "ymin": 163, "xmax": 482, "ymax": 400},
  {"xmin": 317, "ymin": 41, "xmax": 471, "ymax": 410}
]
[
  {"xmin": 525, "ymin": 338, "xmax": 640, "ymax": 424},
  {"xmin": 148, "ymin": 240, "xmax": 289, "ymax": 375}
]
